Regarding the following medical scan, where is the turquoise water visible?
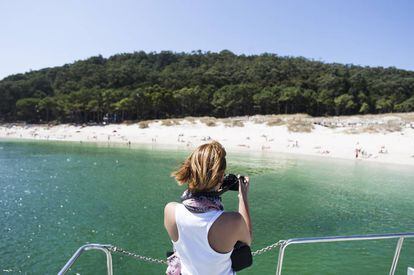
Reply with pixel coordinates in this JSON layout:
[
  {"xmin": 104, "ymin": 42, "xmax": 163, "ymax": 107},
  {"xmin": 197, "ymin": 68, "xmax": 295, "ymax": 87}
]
[{"xmin": 0, "ymin": 140, "xmax": 413, "ymax": 274}]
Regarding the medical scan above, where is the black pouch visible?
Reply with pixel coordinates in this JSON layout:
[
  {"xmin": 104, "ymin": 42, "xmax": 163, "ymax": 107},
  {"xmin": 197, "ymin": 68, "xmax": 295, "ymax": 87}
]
[{"xmin": 231, "ymin": 241, "xmax": 253, "ymax": 272}]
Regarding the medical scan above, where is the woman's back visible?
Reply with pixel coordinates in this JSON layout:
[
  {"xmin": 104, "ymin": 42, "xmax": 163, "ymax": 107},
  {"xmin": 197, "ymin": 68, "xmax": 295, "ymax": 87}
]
[
  {"xmin": 173, "ymin": 203, "xmax": 234, "ymax": 275},
  {"xmin": 165, "ymin": 141, "xmax": 252, "ymax": 274}
]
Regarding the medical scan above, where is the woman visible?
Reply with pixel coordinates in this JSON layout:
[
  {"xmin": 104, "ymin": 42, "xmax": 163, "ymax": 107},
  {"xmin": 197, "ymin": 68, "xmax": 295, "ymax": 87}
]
[{"xmin": 164, "ymin": 140, "xmax": 252, "ymax": 275}]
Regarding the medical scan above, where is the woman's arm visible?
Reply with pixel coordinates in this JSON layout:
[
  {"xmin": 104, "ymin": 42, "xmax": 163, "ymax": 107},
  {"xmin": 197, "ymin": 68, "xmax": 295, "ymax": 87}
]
[{"xmin": 237, "ymin": 176, "xmax": 252, "ymax": 245}]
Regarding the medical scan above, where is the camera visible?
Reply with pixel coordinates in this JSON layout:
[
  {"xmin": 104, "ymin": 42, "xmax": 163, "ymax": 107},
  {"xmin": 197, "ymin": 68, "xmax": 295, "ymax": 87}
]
[{"xmin": 221, "ymin": 174, "xmax": 245, "ymax": 191}]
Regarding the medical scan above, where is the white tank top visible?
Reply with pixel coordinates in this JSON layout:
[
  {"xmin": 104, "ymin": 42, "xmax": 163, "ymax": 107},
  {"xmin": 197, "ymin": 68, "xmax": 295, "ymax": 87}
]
[{"xmin": 172, "ymin": 204, "xmax": 235, "ymax": 275}]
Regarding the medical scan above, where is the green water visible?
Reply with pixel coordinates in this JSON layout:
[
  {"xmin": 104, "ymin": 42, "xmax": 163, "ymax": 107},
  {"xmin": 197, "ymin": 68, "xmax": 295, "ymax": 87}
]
[{"xmin": 0, "ymin": 140, "xmax": 413, "ymax": 274}]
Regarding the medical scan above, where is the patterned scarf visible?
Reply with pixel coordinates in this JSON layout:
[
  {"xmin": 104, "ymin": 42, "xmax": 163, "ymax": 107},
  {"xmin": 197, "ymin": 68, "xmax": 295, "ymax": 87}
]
[
  {"xmin": 180, "ymin": 189, "xmax": 224, "ymax": 213},
  {"xmin": 166, "ymin": 190, "xmax": 224, "ymax": 275}
]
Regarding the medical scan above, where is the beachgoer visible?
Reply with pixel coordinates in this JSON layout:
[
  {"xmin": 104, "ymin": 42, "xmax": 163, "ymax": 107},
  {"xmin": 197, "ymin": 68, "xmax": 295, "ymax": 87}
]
[
  {"xmin": 164, "ymin": 141, "xmax": 252, "ymax": 275},
  {"xmin": 379, "ymin": 145, "xmax": 388, "ymax": 154},
  {"xmin": 355, "ymin": 142, "xmax": 362, "ymax": 158},
  {"xmin": 261, "ymin": 145, "xmax": 270, "ymax": 150}
]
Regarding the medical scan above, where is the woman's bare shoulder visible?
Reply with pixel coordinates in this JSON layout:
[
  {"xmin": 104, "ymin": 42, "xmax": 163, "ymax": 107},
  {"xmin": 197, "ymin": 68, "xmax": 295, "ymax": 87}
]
[
  {"xmin": 165, "ymin": 201, "xmax": 179, "ymax": 209},
  {"xmin": 164, "ymin": 202, "xmax": 179, "ymax": 217},
  {"xmin": 209, "ymin": 211, "xmax": 246, "ymax": 252},
  {"xmin": 218, "ymin": 211, "xmax": 244, "ymax": 225}
]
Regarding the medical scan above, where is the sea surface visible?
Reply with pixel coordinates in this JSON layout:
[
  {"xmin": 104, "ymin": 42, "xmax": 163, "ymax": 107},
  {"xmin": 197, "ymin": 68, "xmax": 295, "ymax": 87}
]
[{"xmin": 0, "ymin": 140, "xmax": 413, "ymax": 274}]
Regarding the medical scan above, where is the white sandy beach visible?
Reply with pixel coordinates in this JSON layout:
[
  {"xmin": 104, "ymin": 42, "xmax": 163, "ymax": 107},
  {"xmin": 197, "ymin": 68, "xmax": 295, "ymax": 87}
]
[{"xmin": 1, "ymin": 114, "xmax": 414, "ymax": 166}]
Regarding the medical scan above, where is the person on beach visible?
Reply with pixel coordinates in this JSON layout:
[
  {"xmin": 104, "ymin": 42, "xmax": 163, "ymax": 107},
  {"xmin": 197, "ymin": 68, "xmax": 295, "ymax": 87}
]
[
  {"xmin": 355, "ymin": 142, "xmax": 362, "ymax": 158},
  {"xmin": 164, "ymin": 141, "xmax": 252, "ymax": 275},
  {"xmin": 379, "ymin": 145, "xmax": 388, "ymax": 154}
]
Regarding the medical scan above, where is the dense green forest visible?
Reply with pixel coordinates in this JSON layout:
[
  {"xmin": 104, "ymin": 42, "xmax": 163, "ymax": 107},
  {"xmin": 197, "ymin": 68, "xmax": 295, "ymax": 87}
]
[{"xmin": 1, "ymin": 50, "xmax": 414, "ymax": 123}]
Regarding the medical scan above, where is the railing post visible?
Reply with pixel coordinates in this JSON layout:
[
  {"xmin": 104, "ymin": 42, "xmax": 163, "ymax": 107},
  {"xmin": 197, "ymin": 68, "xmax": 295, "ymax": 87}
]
[
  {"xmin": 389, "ymin": 237, "xmax": 404, "ymax": 275},
  {"xmin": 275, "ymin": 242, "xmax": 287, "ymax": 275},
  {"xmin": 104, "ymin": 248, "xmax": 113, "ymax": 275},
  {"xmin": 58, "ymin": 246, "xmax": 86, "ymax": 275}
]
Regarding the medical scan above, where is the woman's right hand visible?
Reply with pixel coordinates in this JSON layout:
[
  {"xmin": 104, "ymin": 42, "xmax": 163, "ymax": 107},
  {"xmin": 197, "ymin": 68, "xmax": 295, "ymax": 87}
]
[{"xmin": 238, "ymin": 174, "xmax": 250, "ymax": 196}]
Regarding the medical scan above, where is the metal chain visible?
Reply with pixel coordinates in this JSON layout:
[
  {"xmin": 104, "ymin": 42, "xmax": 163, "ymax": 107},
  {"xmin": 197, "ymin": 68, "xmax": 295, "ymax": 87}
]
[
  {"xmin": 109, "ymin": 240, "xmax": 285, "ymax": 265},
  {"xmin": 109, "ymin": 246, "xmax": 168, "ymax": 265},
  {"xmin": 251, "ymin": 240, "xmax": 285, "ymax": 256}
]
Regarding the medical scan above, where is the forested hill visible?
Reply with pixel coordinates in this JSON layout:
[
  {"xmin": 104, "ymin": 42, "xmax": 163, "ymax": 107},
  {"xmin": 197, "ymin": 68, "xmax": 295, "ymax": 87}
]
[{"xmin": 1, "ymin": 50, "xmax": 414, "ymax": 123}]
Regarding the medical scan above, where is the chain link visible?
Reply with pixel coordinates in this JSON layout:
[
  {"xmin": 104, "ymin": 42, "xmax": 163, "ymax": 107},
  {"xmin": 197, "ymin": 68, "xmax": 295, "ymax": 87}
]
[
  {"xmin": 109, "ymin": 246, "xmax": 168, "ymax": 265},
  {"xmin": 108, "ymin": 240, "xmax": 285, "ymax": 265},
  {"xmin": 251, "ymin": 240, "xmax": 285, "ymax": 256}
]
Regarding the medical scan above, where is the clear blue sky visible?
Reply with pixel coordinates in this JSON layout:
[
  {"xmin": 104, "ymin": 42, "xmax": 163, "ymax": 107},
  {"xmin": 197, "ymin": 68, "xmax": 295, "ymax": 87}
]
[{"xmin": 1, "ymin": 0, "xmax": 413, "ymax": 79}]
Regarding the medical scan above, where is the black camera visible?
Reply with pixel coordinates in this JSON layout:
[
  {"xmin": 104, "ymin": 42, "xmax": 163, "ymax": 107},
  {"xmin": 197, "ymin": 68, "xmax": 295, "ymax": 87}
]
[{"xmin": 221, "ymin": 174, "xmax": 245, "ymax": 191}]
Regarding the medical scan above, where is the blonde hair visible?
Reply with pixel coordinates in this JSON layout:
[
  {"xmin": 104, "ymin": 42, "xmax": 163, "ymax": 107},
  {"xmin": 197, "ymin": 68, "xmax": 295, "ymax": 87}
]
[{"xmin": 171, "ymin": 140, "xmax": 226, "ymax": 192}]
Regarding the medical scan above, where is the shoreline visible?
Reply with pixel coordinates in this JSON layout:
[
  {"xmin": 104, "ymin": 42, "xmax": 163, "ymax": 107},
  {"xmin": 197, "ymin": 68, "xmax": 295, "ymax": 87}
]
[
  {"xmin": 3, "ymin": 136, "xmax": 414, "ymax": 172},
  {"xmin": 1, "ymin": 114, "xmax": 414, "ymax": 166}
]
